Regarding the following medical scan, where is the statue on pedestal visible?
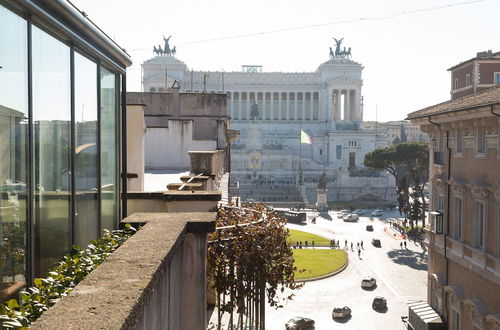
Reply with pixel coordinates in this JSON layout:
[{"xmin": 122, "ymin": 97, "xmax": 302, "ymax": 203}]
[{"xmin": 316, "ymin": 171, "xmax": 329, "ymax": 212}]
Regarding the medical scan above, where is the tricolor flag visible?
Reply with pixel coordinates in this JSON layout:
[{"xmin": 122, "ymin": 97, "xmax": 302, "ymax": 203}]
[{"xmin": 300, "ymin": 130, "xmax": 312, "ymax": 144}]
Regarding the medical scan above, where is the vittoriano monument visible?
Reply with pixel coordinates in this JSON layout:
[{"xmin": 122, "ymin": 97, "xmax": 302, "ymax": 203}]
[
  {"xmin": 153, "ymin": 35, "xmax": 177, "ymax": 56},
  {"xmin": 329, "ymin": 37, "xmax": 352, "ymax": 59},
  {"xmin": 316, "ymin": 172, "xmax": 329, "ymax": 212}
]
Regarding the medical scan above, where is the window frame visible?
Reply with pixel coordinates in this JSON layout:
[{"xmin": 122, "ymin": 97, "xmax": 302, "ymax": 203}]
[
  {"xmin": 454, "ymin": 196, "xmax": 463, "ymax": 240},
  {"xmin": 474, "ymin": 200, "xmax": 486, "ymax": 250},
  {"xmin": 494, "ymin": 72, "xmax": 500, "ymax": 84}
]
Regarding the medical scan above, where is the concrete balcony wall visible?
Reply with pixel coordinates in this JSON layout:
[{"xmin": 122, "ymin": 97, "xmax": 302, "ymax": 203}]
[
  {"xmin": 126, "ymin": 191, "xmax": 221, "ymax": 215},
  {"xmin": 31, "ymin": 212, "xmax": 216, "ymax": 330}
]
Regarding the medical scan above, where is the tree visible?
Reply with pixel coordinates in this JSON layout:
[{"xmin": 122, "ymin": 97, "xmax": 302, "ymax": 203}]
[
  {"xmin": 364, "ymin": 142, "xmax": 429, "ymax": 227},
  {"xmin": 207, "ymin": 203, "xmax": 301, "ymax": 330}
]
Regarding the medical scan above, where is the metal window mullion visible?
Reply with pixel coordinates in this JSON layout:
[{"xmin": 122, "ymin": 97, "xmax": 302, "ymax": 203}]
[
  {"xmin": 26, "ymin": 13, "xmax": 34, "ymax": 285},
  {"xmin": 120, "ymin": 73, "xmax": 127, "ymax": 221},
  {"xmin": 70, "ymin": 45, "xmax": 76, "ymax": 246},
  {"xmin": 96, "ymin": 62, "xmax": 102, "ymax": 235}
]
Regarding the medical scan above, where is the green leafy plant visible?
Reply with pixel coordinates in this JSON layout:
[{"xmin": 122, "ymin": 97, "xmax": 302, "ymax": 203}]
[{"xmin": 0, "ymin": 224, "xmax": 137, "ymax": 329}]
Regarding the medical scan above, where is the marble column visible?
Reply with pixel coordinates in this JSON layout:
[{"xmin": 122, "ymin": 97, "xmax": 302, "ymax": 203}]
[
  {"xmin": 229, "ymin": 92, "xmax": 234, "ymax": 119},
  {"xmin": 294, "ymin": 92, "xmax": 298, "ymax": 121},
  {"xmin": 301, "ymin": 92, "xmax": 306, "ymax": 121},
  {"xmin": 310, "ymin": 92, "xmax": 315, "ymax": 120},
  {"xmin": 278, "ymin": 92, "xmax": 282, "ymax": 120},
  {"xmin": 286, "ymin": 92, "xmax": 290, "ymax": 121},
  {"xmin": 343, "ymin": 89, "xmax": 349, "ymax": 121}
]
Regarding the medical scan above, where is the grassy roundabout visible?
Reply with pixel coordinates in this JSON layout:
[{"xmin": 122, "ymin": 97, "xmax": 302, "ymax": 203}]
[
  {"xmin": 288, "ymin": 229, "xmax": 331, "ymax": 247},
  {"xmin": 293, "ymin": 249, "xmax": 348, "ymax": 280},
  {"xmin": 288, "ymin": 229, "xmax": 348, "ymax": 280}
]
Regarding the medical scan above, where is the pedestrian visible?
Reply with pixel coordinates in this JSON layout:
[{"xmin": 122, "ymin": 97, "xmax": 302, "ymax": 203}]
[
  {"xmin": 400, "ymin": 242, "xmax": 403, "ymax": 249},
  {"xmin": 361, "ymin": 240, "xmax": 363, "ymax": 249},
  {"xmin": 345, "ymin": 239, "xmax": 347, "ymax": 247},
  {"xmin": 357, "ymin": 242, "xmax": 359, "ymax": 249},
  {"xmin": 358, "ymin": 249, "xmax": 361, "ymax": 258},
  {"xmin": 404, "ymin": 240, "xmax": 407, "ymax": 249},
  {"xmin": 350, "ymin": 242, "xmax": 353, "ymax": 250}
]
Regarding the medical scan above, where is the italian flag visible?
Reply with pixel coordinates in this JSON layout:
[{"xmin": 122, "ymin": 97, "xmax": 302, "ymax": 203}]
[{"xmin": 300, "ymin": 130, "xmax": 312, "ymax": 144}]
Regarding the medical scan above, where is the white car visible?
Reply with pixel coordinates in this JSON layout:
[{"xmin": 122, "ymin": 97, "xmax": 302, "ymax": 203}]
[
  {"xmin": 371, "ymin": 209, "xmax": 383, "ymax": 217},
  {"xmin": 361, "ymin": 277, "xmax": 377, "ymax": 288},
  {"xmin": 352, "ymin": 209, "xmax": 365, "ymax": 215},
  {"xmin": 337, "ymin": 211, "xmax": 347, "ymax": 219},
  {"xmin": 343, "ymin": 213, "xmax": 359, "ymax": 222}
]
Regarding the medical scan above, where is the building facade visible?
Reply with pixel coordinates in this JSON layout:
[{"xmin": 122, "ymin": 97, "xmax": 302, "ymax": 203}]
[
  {"xmin": 407, "ymin": 85, "xmax": 500, "ymax": 330},
  {"xmin": 0, "ymin": 0, "xmax": 131, "ymax": 301},
  {"xmin": 362, "ymin": 120, "xmax": 429, "ymax": 146},
  {"xmin": 449, "ymin": 50, "xmax": 500, "ymax": 100},
  {"xmin": 142, "ymin": 51, "xmax": 395, "ymax": 203}
]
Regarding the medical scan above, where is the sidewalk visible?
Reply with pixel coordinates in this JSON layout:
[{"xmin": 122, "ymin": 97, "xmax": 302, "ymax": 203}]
[{"xmin": 384, "ymin": 226, "xmax": 406, "ymax": 240}]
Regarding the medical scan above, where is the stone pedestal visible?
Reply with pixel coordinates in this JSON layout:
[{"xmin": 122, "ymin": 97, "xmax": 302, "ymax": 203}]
[{"xmin": 316, "ymin": 188, "xmax": 329, "ymax": 212}]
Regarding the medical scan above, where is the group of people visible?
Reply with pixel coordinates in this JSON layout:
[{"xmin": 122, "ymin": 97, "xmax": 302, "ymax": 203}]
[{"xmin": 344, "ymin": 239, "xmax": 364, "ymax": 258}]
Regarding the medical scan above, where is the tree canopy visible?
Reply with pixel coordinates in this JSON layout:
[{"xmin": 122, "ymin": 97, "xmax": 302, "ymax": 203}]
[{"xmin": 364, "ymin": 142, "xmax": 429, "ymax": 226}]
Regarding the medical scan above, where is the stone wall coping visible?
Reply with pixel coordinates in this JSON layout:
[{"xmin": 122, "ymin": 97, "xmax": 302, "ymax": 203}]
[
  {"xmin": 126, "ymin": 190, "xmax": 222, "ymax": 201},
  {"xmin": 31, "ymin": 212, "xmax": 216, "ymax": 330}
]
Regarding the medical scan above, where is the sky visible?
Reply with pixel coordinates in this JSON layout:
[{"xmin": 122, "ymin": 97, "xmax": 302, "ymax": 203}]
[{"xmin": 71, "ymin": 0, "xmax": 499, "ymax": 122}]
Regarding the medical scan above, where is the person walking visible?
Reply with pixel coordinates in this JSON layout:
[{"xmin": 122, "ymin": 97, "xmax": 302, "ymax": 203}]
[
  {"xmin": 404, "ymin": 240, "xmax": 407, "ymax": 249},
  {"xmin": 357, "ymin": 242, "xmax": 359, "ymax": 249},
  {"xmin": 350, "ymin": 242, "xmax": 353, "ymax": 251},
  {"xmin": 400, "ymin": 241, "xmax": 403, "ymax": 249},
  {"xmin": 358, "ymin": 248, "xmax": 361, "ymax": 258},
  {"xmin": 360, "ymin": 240, "xmax": 363, "ymax": 249},
  {"xmin": 345, "ymin": 239, "xmax": 347, "ymax": 247}
]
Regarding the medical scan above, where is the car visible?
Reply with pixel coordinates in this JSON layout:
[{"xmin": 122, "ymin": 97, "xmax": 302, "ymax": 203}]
[
  {"xmin": 372, "ymin": 296, "xmax": 387, "ymax": 310},
  {"xmin": 343, "ymin": 213, "xmax": 359, "ymax": 222},
  {"xmin": 371, "ymin": 209, "xmax": 383, "ymax": 217},
  {"xmin": 371, "ymin": 238, "xmax": 381, "ymax": 247},
  {"xmin": 361, "ymin": 277, "xmax": 377, "ymax": 288},
  {"xmin": 337, "ymin": 211, "xmax": 347, "ymax": 219},
  {"xmin": 285, "ymin": 316, "xmax": 315, "ymax": 329},
  {"xmin": 366, "ymin": 225, "xmax": 374, "ymax": 231},
  {"xmin": 352, "ymin": 209, "xmax": 365, "ymax": 215},
  {"xmin": 332, "ymin": 306, "xmax": 351, "ymax": 319}
]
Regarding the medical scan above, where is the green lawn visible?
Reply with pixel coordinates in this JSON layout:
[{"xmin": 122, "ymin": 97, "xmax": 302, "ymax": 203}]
[
  {"xmin": 293, "ymin": 249, "xmax": 347, "ymax": 280},
  {"xmin": 288, "ymin": 229, "xmax": 330, "ymax": 247}
]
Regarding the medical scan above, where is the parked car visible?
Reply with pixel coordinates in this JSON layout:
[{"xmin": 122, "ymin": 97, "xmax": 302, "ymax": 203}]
[
  {"xmin": 285, "ymin": 317, "xmax": 315, "ymax": 329},
  {"xmin": 332, "ymin": 306, "xmax": 351, "ymax": 319},
  {"xmin": 366, "ymin": 225, "xmax": 374, "ymax": 231},
  {"xmin": 352, "ymin": 209, "xmax": 365, "ymax": 215},
  {"xmin": 371, "ymin": 209, "xmax": 383, "ymax": 217},
  {"xmin": 361, "ymin": 277, "xmax": 377, "ymax": 288},
  {"xmin": 372, "ymin": 296, "xmax": 387, "ymax": 310},
  {"xmin": 371, "ymin": 238, "xmax": 381, "ymax": 247},
  {"xmin": 343, "ymin": 213, "xmax": 359, "ymax": 222}
]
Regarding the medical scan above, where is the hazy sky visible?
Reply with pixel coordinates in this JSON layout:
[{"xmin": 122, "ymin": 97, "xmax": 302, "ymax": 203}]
[{"xmin": 71, "ymin": 0, "xmax": 499, "ymax": 122}]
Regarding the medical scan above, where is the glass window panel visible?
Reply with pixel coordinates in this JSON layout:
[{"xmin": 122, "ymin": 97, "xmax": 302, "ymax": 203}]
[
  {"xmin": 32, "ymin": 25, "xmax": 71, "ymax": 277},
  {"xmin": 74, "ymin": 52, "xmax": 98, "ymax": 246},
  {"xmin": 100, "ymin": 67, "xmax": 118, "ymax": 231},
  {"xmin": 0, "ymin": 5, "xmax": 28, "ymax": 301}
]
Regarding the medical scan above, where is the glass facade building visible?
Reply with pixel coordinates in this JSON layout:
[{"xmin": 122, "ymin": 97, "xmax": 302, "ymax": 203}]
[{"xmin": 0, "ymin": 0, "xmax": 131, "ymax": 301}]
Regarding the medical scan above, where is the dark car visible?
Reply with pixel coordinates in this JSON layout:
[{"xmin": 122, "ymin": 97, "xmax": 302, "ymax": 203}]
[
  {"xmin": 366, "ymin": 225, "xmax": 373, "ymax": 231},
  {"xmin": 285, "ymin": 317, "xmax": 315, "ymax": 329},
  {"xmin": 372, "ymin": 296, "xmax": 387, "ymax": 310},
  {"xmin": 371, "ymin": 238, "xmax": 381, "ymax": 247},
  {"xmin": 332, "ymin": 306, "xmax": 351, "ymax": 319}
]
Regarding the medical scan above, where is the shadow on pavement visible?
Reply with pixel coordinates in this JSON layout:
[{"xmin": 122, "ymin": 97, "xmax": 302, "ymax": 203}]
[
  {"xmin": 332, "ymin": 315, "xmax": 352, "ymax": 323},
  {"xmin": 320, "ymin": 212, "xmax": 332, "ymax": 220},
  {"xmin": 386, "ymin": 249, "xmax": 428, "ymax": 271}
]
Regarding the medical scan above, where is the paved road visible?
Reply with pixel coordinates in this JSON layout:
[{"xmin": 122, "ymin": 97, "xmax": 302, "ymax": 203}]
[{"xmin": 266, "ymin": 210, "xmax": 427, "ymax": 330}]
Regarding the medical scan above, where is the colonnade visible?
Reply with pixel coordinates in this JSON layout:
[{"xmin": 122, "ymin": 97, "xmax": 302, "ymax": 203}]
[
  {"xmin": 331, "ymin": 89, "xmax": 360, "ymax": 122},
  {"xmin": 228, "ymin": 91, "xmax": 319, "ymax": 121}
]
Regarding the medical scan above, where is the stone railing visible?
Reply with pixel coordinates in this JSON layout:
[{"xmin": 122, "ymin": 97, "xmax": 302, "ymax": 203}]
[
  {"xmin": 126, "ymin": 190, "xmax": 221, "ymax": 215},
  {"xmin": 188, "ymin": 150, "xmax": 227, "ymax": 190},
  {"xmin": 31, "ymin": 212, "xmax": 216, "ymax": 330}
]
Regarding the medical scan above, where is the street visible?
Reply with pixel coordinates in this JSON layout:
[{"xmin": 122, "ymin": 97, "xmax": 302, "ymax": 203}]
[{"xmin": 266, "ymin": 210, "xmax": 428, "ymax": 329}]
